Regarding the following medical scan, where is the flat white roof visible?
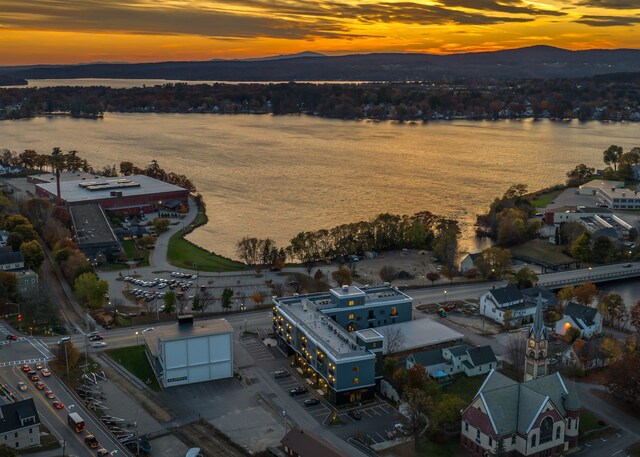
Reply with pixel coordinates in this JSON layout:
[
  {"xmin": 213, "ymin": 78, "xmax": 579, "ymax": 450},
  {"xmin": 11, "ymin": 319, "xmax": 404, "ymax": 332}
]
[
  {"xmin": 380, "ymin": 317, "xmax": 463, "ymax": 353},
  {"xmin": 36, "ymin": 174, "xmax": 187, "ymax": 203}
]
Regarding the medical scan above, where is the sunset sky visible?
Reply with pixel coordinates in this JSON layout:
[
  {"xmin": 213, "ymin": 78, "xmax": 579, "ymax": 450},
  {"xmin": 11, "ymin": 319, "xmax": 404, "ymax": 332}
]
[{"xmin": 1, "ymin": 0, "xmax": 639, "ymax": 65}]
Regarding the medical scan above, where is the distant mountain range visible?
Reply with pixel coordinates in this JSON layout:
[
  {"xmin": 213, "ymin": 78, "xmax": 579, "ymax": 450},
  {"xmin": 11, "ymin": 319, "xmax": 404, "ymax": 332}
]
[{"xmin": 2, "ymin": 46, "xmax": 640, "ymax": 82}]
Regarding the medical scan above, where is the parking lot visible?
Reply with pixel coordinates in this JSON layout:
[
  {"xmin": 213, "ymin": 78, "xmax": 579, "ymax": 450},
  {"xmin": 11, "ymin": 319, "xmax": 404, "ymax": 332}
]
[
  {"xmin": 270, "ymin": 365, "xmax": 402, "ymax": 447},
  {"xmin": 122, "ymin": 271, "xmax": 198, "ymax": 312}
]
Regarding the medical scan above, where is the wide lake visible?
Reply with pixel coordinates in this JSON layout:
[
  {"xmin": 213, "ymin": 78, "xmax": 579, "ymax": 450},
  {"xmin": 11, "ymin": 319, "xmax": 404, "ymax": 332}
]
[{"xmin": 0, "ymin": 114, "xmax": 638, "ymax": 260}]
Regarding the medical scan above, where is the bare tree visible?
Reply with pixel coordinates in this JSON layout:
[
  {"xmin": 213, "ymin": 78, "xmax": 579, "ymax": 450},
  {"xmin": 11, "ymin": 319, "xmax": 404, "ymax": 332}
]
[
  {"xmin": 198, "ymin": 288, "xmax": 215, "ymax": 313},
  {"xmin": 379, "ymin": 265, "xmax": 398, "ymax": 283},
  {"xmin": 382, "ymin": 326, "xmax": 405, "ymax": 354},
  {"xmin": 506, "ymin": 332, "xmax": 528, "ymax": 382},
  {"xmin": 403, "ymin": 389, "xmax": 433, "ymax": 451}
]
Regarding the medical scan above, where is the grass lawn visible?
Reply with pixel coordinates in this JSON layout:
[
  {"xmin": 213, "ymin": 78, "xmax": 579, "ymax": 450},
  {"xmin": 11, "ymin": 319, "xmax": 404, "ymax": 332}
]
[
  {"xmin": 579, "ymin": 409, "xmax": 606, "ymax": 437},
  {"xmin": 166, "ymin": 208, "xmax": 243, "ymax": 272},
  {"xmin": 443, "ymin": 376, "xmax": 485, "ymax": 403},
  {"xmin": 511, "ymin": 239, "xmax": 575, "ymax": 265},
  {"xmin": 122, "ymin": 239, "xmax": 150, "ymax": 265},
  {"xmin": 106, "ymin": 346, "xmax": 161, "ymax": 391},
  {"xmin": 530, "ymin": 189, "xmax": 565, "ymax": 209}
]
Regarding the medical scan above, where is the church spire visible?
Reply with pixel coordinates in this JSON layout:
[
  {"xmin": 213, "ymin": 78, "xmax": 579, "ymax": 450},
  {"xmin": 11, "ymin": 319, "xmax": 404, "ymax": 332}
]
[
  {"xmin": 532, "ymin": 293, "xmax": 545, "ymax": 341},
  {"xmin": 524, "ymin": 293, "xmax": 548, "ymax": 381}
]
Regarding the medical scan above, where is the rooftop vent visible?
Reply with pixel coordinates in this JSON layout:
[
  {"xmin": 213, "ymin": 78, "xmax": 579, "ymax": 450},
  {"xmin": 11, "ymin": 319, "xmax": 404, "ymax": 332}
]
[
  {"xmin": 342, "ymin": 285, "xmax": 349, "ymax": 291},
  {"xmin": 178, "ymin": 315, "xmax": 194, "ymax": 327}
]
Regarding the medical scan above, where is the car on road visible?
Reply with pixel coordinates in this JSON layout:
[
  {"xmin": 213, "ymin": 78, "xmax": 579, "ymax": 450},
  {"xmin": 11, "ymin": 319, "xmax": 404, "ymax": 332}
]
[
  {"xmin": 88, "ymin": 331, "xmax": 100, "ymax": 337},
  {"xmin": 52, "ymin": 400, "xmax": 64, "ymax": 410},
  {"xmin": 35, "ymin": 362, "xmax": 43, "ymax": 370},
  {"xmin": 624, "ymin": 263, "xmax": 632, "ymax": 268},
  {"xmin": 91, "ymin": 342, "xmax": 107, "ymax": 348},
  {"xmin": 347, "ymin": 410, "xmax": 362, "ymax": 421},
  {"xmin": 289, "ymin": 386, "xmax": 308, "ymax": 396},
  {"xmin": 27, "ymin": 370, "xmax": 37, "ymax": 377},
  {"xmin": 89, "ymin": 335, "xmax": 103, "ymax": 341},
  {"xmin": 274, "ymin": 370, "xmax": 290, "ymax": 379},
  {"xmin": 30, "ymin": 374, "xmax": 40, "ymax": 382},
  {"xmin": 17, "ymin": 381, "xmax": 27, "ymax": 391},
  {"xmin": 41, "ymin": 368, "xmax": 51, "ymax": 377},
  {"xmin": 5, "ymin": 334, "xmax": 17, "ymax": 341},
  {"xmin": 21, "ymin": 364, "xmax": 31, "ymax": 372},
  {"xmin": 96, "ymin": 449, "xmax": 109, "ymax": 457},
  {"xmin": 35, "ymin": 381, "xmax": 45, "ymax": 390},
  {"xmin": 304, "ymin": 398, "xmax": 320, "ymax": 407},
  {"xmin": 58, "ymin": 337, "xmax": 71, "ymax": 344},
  {"xmin": 44, "ymin": 390, "xmax": 55, "ymax": 399},
  {"xmin": 85, "ymin": 434, "xmax": 100, "ymax": 449}
]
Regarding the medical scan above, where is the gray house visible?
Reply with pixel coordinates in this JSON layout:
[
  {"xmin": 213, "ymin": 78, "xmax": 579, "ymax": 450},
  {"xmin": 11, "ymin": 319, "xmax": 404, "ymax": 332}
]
[
  {"xmin": 406, "ymin": 344, "xmax": 498, "ymax": 378},
  {"xmin": 0, "ymin": 398, "xmax": 41, "ymax": 450}
]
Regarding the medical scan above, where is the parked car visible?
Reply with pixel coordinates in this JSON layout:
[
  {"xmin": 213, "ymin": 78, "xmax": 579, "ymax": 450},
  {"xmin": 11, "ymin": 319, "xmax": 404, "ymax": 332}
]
[
  {"xmin": 274, "ymin": 370, "xmax": 290, "ymax": 379},
  {"xmin": 347, "ymin": 410, "xmax": 362, "ymax": 421},
  {"xmin": 17, "ymin": 381, "xmax": 27, "ymax": 391},
  {"xmin": 289, "ymin": 386, "xmax": 308, "ymax": 396},
  {"xmin": 304, "ymin": 398, "xmax": 320, "ymax": 407}
]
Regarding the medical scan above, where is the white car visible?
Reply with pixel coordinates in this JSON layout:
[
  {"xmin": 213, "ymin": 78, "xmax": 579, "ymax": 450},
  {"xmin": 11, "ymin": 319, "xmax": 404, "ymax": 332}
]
[{"xmin": 91, "ymin": 342, "xmax": 107, "ymax": 348}]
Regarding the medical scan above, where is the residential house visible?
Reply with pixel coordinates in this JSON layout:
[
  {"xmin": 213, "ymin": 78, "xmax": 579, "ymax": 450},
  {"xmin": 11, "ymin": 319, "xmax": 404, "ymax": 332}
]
[
  {"xmin": 16, "ymin": 269, "xmax": 39, "ymax": 296},
  {"xmin": 480, "ymin": 285, "xmax": 530, "ymax": 326},
  {"xmin": 406, "ymin": 344, "xmax": 498, "ymax": 379},
  {"xmin": 561, "ymin": 339, "xmax": 608, "ymax": 371},
  {"xmin": 281, "ymin": 427, "xmax": 347, "ymax": 457},
  {"xmin": 0, "ymin": 251, "xmax": 25, "ymax": 271},
  {"xmin": 555, "ymin": 302, "xmax": 602, "ymax": 339},
  {"xmin": 460, "ymin": 253, "xmax": 481, "ymax": 273},
  {"xmin": 0, "ymin": 398, "xmax": 41, "ymax": 450}
]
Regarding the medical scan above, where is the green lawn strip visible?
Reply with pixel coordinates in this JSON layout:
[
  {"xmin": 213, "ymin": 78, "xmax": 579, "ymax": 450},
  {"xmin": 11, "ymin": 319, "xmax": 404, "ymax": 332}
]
[
  {"xmin": 579, "ymin": 409, "xmax": 608, "ymax": 437},
  {"xmin": 418, "ymin": 438, "xmax": 462, "ymax": 457},
  {"xmin": 442, "ymin": 376, "xmax": 485, "ymax": 403},
  {"xmin": 166, "ymin": 206, "xmax": 243, "ymax": 272},
  {"xmin": 530, "ymin": 189, "xmax": 564, "ymax": 209},
  {"xmin": 106, "ymin": 346, "xmax": 161, "ymax": 391},
  {"xmin": 122, "ymin": 239, "xmax": 150, "ymax": 265},
  {"xmin": 122, "ymin": 239, "xmax": 136, "ymax": 257},
  {"xmin": 511, "ymin": 239, "xmax": 575, "ymax": 265}
]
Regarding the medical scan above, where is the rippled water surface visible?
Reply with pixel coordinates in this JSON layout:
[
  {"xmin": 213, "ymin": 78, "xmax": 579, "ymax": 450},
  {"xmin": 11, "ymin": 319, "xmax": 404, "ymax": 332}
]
[{"xmin": 1, "ymin": 114, "xmax": 637, "ymax": 259}]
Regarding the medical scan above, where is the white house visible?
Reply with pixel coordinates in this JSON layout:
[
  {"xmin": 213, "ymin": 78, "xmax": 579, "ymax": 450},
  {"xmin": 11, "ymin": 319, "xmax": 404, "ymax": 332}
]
[
  {"xmin": 480, "ymin": 286, "xmax": 555, "ymax": 327},
  {"xmin": 459, "ymin": 253, "xmax": 481, "ymax": 273},
  {"xmin": 555, "ymin": 302, "xmax": 602, "ymax": 339},
  {"xmin": 143, "ymin": 315, "xmax": 233, "ymax": 388},
  {"xmin": 406, "ymin": 344, "xmax": 498, "ymax": 379}
]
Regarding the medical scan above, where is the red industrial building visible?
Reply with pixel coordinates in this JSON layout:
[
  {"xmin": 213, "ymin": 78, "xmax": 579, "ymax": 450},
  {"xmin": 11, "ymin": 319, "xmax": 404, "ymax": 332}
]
[{"xmin": 35, "ymin": 175, "xmax": 189, "ymax": 215}]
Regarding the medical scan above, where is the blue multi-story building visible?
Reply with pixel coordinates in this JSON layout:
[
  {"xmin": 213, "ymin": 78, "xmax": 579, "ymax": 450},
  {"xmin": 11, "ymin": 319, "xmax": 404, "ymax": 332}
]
[{"xmin": 272, "ymin": 284, "xmax": 413, "ymax": 405}]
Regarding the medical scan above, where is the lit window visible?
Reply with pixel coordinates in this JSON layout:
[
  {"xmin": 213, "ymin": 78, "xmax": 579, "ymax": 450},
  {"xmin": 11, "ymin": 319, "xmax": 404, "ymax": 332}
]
[
  {"xmin": 348, "ymin": 313, "xmax": 355, "ymax": 319},
  {"xmin": 353, "ymin": 378, "xmax": 359, "ymax": 384},
  {"xmin": 391, "ymin": 307, "xmax": 397, "ymax": 317},
  {"xmin": 348, "ymin": 300, "xmax": 355, "ymax": 306}
]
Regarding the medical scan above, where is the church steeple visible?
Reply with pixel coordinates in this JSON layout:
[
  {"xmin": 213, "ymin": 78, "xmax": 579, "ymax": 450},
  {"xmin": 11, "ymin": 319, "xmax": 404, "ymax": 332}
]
[{"xmin": 524, "ymin": 294, "xmax": 548, "ymax": 381}]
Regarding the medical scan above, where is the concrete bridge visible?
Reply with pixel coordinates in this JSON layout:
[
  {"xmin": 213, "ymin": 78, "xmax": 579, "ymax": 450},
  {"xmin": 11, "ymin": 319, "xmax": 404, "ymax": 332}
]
[{"xmin": 537, "ymin": 261, "xmax": 640, "ymax": 289}]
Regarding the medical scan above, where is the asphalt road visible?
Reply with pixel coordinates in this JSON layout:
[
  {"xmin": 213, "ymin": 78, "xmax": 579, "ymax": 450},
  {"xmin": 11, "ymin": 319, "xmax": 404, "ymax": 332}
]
[{"xmin": 0, "ymin": 326, "xmax": 130, "ymax": 457}]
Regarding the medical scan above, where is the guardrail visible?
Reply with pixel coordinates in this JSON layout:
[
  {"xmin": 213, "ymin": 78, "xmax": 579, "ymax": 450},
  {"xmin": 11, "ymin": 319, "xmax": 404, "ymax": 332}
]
[{"xmin": 538, "ymin": 267, "xmax": 640, "ymax": 288}]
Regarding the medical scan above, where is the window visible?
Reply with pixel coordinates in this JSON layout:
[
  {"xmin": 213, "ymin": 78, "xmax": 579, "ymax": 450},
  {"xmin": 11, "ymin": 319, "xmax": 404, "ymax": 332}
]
[
  {"xmin": 531, "ymin": 434, "xmax": 536, "ymax": 447},
  {"xmin": 348, "ymin": 300, "xmax": 355, "ymax": 306},
  {"xmin": 511, "ymin": 434, "xmax": 516, "ymax": 445},
  {"xmin": 348, "ymin": 313, "xmax": 355, "ymax": 319},
  {"xmin": 29, "ymin": 428, "xmax": 32, "ymax": 434},
  {"xmin": 476, "ymin": 429, "xmax": 481, "ymax": 441},
  {"xmin": 353, "ymin": 378, "xmax": 359, "ymax": 384},
  {"xmin": 555, "ymin": 426, "xmax": 561, "ymax": 440},
  {"xmin": 14, "ymin": 433, "xmax": 17, "ymax": 438},
  {"xmin": 489, "ymin": 437, "xmax": 492, "ymax": 447},
  {"xmin": 567, "ymin": 418, "xmax": 572, "ymax": 429},
  {"xmin": 390, "ymin": 307, "xmax": 397, "ymax": 317},
  {"xmin": 540, "ymin": 417, "xmax": 553, "ymax": 444},
  {"xmin": 464, "ymin": 421, "xmax": 469, "ymax": 432},
  {"xmin": 353, "ymin": 366, "xmax": 359, "ymax": 372}
]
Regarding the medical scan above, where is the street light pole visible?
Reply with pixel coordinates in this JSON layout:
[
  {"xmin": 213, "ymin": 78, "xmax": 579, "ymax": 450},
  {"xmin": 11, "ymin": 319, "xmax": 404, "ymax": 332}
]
[
  {"xmin": 443, "ymin": 290, "xmax": 447, "ymax": 304},
  {"xmin": 136, "ymin": 331, "xmax": 140, "ymax": 347}
]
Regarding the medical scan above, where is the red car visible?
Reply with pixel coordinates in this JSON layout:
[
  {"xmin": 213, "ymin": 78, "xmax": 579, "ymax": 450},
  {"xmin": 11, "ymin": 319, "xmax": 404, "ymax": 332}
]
[
  {"xmin": 30, "ymin": 375, "xmax": 40, "ymax": 382},
  {"xmin": 35, "ymin": 381, "xmax": 45, "ymax": 390},
  {"xmin": 21, "ymin": 364, "xmax": 31, "ymax": 372},
  {"xmin": 6, "ymin": 335, "xmax": 18, "ymax": 341},
  {"xmin": 52, "ymin": 400, "xmax": 64, "ymax": 410}
]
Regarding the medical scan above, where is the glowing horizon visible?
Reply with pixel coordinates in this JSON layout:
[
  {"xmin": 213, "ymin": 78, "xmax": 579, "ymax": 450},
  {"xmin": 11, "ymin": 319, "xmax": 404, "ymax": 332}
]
[{"xmin": 0, "ymin": 0, "xmax": 639, "ymax": 66}]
